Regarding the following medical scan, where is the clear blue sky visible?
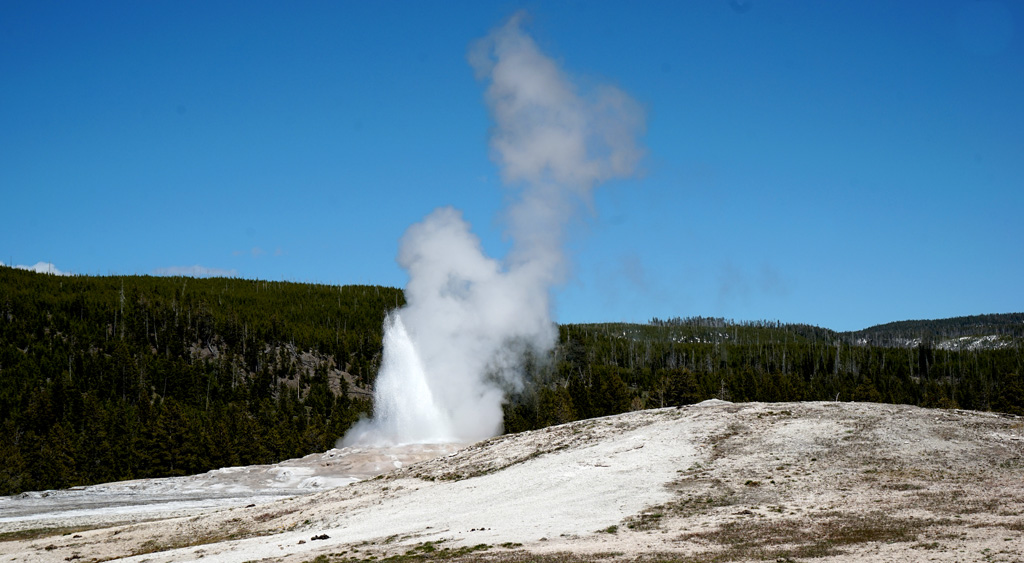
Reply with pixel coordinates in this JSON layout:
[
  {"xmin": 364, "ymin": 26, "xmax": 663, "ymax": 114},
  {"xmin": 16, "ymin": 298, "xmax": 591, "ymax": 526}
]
[{"xmin": 2, "ymin": 1, "xmax": 1021, "ymax": 332}]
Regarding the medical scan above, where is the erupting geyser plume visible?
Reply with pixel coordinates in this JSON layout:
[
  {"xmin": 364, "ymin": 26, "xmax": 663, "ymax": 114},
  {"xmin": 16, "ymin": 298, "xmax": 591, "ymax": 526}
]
[{"xmin": 341, "ymin": 13, "xmax": 644, "ymax": 447}]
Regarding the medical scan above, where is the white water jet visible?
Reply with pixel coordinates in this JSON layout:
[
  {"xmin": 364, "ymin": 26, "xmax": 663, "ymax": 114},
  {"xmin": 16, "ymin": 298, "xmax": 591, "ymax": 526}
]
[{"xmin": 342, "ymin": 313, "xmax": 454, "ymax": 445}]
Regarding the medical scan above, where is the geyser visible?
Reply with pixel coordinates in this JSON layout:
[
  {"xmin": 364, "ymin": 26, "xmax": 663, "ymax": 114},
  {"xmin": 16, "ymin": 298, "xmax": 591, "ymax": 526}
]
[{"xmin": 341, "ymin": 13, "xmax": 644, "ymax": 447}]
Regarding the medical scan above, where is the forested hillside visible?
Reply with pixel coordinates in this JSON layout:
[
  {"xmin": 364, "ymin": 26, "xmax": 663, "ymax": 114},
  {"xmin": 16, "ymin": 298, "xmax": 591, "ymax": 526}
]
[
  {"xmin": 848, "ymin": 313, "xmax": 1024, "ymax": 348},
  {"xmin": 2, "ymin": 266, "xmax": 1022, "ymax": 496},
  {"xmin": 0, "ymin": 266, "xmax": 402, "ymax": 495},
  {"xmin": 502, "ymin": 316, "xmax": 1024, "ymax": 433}
]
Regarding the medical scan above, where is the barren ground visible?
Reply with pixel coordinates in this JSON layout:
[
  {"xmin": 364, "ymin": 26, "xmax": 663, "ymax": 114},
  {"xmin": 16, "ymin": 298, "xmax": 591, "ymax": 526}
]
[{"xmin": 2, "ymin": 400, "xmax": 1022, "ymax": 562}]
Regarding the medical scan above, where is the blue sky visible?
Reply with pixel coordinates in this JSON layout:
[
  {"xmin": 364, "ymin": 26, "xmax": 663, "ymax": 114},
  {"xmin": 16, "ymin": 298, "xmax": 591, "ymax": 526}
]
[{"xmin": 2, "ymin": 1, "xmax": 1021, "ymax": 332}]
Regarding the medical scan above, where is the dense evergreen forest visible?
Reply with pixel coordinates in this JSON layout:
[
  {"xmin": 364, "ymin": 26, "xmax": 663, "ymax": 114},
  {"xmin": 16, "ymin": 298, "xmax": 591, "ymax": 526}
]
[
  {"xmin": 503, "ymin": 315, "xmax": 1024, "ymax": 433},
  {"xmin": 2, "ymin": 266, "xmax": 1022, "ymax": 495},
  {"xmin": 0, "ymin": 267, "xmax": 402, "ymax": 495},
  {"xmin": 847, "ymin": 313, "xmax": 1024, "ymax": 347}
]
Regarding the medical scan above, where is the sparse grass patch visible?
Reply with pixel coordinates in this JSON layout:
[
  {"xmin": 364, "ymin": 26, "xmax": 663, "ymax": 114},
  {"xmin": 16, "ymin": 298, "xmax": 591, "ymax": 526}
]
[
  {"xmin": 338, "ymin": 542, "xmax": 494, "ymax": 563},
  {"xmin": 0, "ymin": 526, "xmax": 98, "ymax": 543},
  {"xmin": 661, "ymin": 476, "xmax": 745, "ymax": 522},
  {"xmin": 757, "ymin": 410, "xmax": 792, "ymax": 418},
  {"xmin": 663, "ymin": 488, "xmax": 742, "ymax": 520},
  {"xmin": 387, "ymin": 551, "xmax": 623, "ymax": 563},
  {"xmin": 913, "ymin": 490, "xmax": 1005, "ymax": 515},
  {"xmin": 677, "ymin": 511, "xmax": 939, "ymax": 560},
  {"xmin": 998, "ymin": 457, "xmax": 1023, "ymax": 469},
  {"xmin": 429, "ymin": 445, "xmax": 570, "ymax": 482},
  {"xmin": 625, "ymin": 511, "xmax": 664, "ymax": 531},
  {"xmin": 708, "ymin": 423, "xmax": 746, "ymax": 460},
  {"xmin": 253, "ymin": 507, "xmax": 298, "ymax": 523},
  {"xmin": 882, "ymin": 482, "xmax": 925, "ymax": 491},
  {"xmin": 129, "ymin": 522, "xmax": 260, "ymax": 557}
]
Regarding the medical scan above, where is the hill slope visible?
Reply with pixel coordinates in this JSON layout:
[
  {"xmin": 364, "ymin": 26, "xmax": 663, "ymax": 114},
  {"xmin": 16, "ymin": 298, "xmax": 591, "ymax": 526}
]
[
  {"xmin": 0, "ymin": 267, "xmax": 402, "ymax": 494},
  {"xmin": 3, "ymin": 401, "xmax": 1021, "ymax": 563},
  {"xmin": 846, "ymin": 313, "xmax": 1024, "ymax": 349}
]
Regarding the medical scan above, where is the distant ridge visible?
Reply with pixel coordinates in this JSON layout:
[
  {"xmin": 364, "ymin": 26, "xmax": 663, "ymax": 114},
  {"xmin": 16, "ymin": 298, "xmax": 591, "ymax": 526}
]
[
  {"xmin": 640, "ymin": 313, "xmax": 1024, "ymax": 349},
  {"xmin": 844, "ymin": 313, "xmax": 1024, "ymax": 349}
]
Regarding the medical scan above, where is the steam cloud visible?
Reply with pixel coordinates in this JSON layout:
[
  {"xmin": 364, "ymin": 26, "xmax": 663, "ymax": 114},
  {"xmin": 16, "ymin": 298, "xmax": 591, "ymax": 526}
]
[{"xmin": 341, "ymin": 13, "xmax": 644, "ymax": 446}]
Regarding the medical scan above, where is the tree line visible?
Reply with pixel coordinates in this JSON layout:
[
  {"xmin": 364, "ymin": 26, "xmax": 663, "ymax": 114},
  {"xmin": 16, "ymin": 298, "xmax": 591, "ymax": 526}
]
[{"xmin": 503, "ymin": 318, "xmax": 1023, "ymax": 433}]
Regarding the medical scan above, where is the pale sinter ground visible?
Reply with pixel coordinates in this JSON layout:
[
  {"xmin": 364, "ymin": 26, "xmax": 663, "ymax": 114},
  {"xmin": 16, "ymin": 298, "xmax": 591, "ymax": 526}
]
[{"xmin": 1, "ymin": 400, "xmax": 1022, "ymax": 563}]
